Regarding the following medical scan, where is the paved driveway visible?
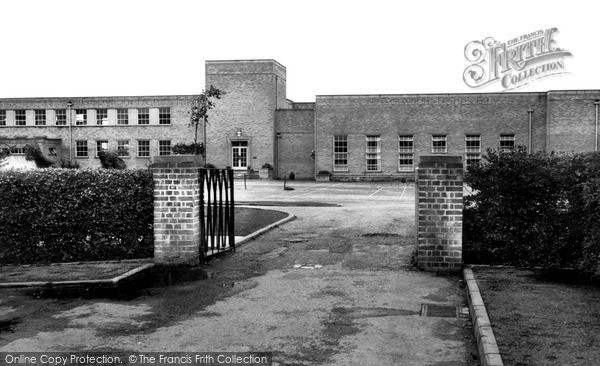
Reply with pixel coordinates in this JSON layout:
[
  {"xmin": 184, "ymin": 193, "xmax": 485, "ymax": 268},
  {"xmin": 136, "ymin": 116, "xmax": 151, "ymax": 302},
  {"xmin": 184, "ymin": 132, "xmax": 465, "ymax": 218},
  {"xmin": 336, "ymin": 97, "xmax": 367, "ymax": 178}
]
[{"xmin": 0, "ymin": 181, "xmax": 477, "ymax": 365}]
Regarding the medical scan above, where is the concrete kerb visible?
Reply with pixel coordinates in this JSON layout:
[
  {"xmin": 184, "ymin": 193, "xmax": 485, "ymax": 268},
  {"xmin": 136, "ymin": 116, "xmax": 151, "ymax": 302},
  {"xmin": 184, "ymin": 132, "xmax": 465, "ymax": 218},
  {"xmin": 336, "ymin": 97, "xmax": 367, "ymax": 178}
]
[
  {"xmin": 464, "ymin": 267, "xmax": 504, "ymax": 366},
  {"xmin": 0, "ymin": 263, "xmax": 155, "ymax": 289}
]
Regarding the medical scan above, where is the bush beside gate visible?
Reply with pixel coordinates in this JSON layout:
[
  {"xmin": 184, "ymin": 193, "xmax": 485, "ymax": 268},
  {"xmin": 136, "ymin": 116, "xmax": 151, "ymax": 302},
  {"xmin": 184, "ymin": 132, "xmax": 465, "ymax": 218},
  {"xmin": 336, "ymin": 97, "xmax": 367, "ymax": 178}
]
[
  {"xmin": 0, "ymin": 169, "xmax": 154, "ymax": 264},
  {"xmin": 464, "ymin": 148, "xmax": 600, "ymax": 280}
]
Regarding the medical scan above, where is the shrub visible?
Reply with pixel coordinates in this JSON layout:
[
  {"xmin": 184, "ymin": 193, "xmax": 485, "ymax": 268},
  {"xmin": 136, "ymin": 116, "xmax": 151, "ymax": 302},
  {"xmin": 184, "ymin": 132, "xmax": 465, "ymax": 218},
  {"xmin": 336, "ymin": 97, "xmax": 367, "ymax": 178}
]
[
  {"xmin": 172, "ymin": 142, "xmax": 204, "ymax": 155},
  {"xmin": 261, "ymin": 163, "xmax": 273, "ymax": 169},
  {"xmin": 59, "ymin": 159, "xmax": 80, "ymax": 169},
  {"xmin": 464, "ymin": 148, "xmax": 600, "ymax": 277},
  {"xmin": 318, "ymin": 170, "xmax": 331, "ymax": 175},
  {"xmin": 0, "ymin": 169, "xmax": 154, "ymax": 264},
  {"xmin": 576, "ymin": 178, "xmax": 600, "ymax": 279},
  {"xmin": 98, "ymin": 150, "xmax": 126, "ymax": 169},
  {"xmin": 0, "ymin": 149, "xmax": 9, "ymax": 169},
  {"xmin": 24, "ymin": 144, "xmax": 54, "ymax": 168}
]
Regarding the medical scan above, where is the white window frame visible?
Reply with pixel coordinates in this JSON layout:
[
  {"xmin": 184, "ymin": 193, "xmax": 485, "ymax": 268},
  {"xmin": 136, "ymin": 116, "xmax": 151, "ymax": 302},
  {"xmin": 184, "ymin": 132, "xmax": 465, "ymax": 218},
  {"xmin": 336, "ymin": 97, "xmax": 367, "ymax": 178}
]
[
  {"xmin": 96, "ymin": 140, "xmax": 108, "ymax": 157},
  {"xmin": 465, "ymin": 134, "xmax": 482, "ymax": 169},
  {"xmin": 117, "ymin": 140, "xmax": 130, "ymax": 156},
  {"xmin": 158, "ymin": 140, "xmax": 171, "ymax": 156},
  {"xmin": 35, "ymin": 110, "xmax": 46, "ymax": 126},
  {"xmin": 500, "ymin": 134, "xmax": 515, "ymax": 152},
  {"xmin": 55, "ymin": 109, "xmax": 67, "ymax": 126},
  {"xmin": 432, "ymin": 135, "xmax": 447, "ymax": 154},
  {"xmin": 117, "ymin": 108, "xmax": 129, "ymax": 125},
  {"xmin": 138, "ymin": 108, "xmax": 150, "ymax": 125},
  {"xmin": 75, "ymin": 140, "xmax": 88, "ymax": 157},
  {"xmin": 137, "ymin": 140, "xmax": 150, "ymax": 157},
  {"xmin": 96, "ymin": 109, "xmax": 108, "ymax": 125},
  {"xmin": 76, "ymin": 109, "xmax": 87, "ymax": 125},
  {"xmin": 159, "ymin": 107, "xmax": 171, "ymax": 125},
  {"xmin": 333, "ymin": 135, "xmax": 348, "ymax": 172},
  {"xmin": 366, "ymin": 135, "xmax": 381, "ymax": 172},
  {"xmin": 15, "ymin": 110, "xmax": 26, "ymax": 126},
  {"xmin": 398, "ymin": 135, "xmax": 414, "ymax": 171},
  {"xmin": 231, "ymin": 140, "xmax": 248, "ymax": 169}
]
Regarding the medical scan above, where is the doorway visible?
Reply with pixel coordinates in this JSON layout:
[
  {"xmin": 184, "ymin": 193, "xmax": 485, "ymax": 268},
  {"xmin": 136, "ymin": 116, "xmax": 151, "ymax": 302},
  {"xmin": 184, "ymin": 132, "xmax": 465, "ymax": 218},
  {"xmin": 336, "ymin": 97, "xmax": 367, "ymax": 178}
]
[{"xmin": 231, "ymin": 141, "xmax": 248, "ymax": 169}]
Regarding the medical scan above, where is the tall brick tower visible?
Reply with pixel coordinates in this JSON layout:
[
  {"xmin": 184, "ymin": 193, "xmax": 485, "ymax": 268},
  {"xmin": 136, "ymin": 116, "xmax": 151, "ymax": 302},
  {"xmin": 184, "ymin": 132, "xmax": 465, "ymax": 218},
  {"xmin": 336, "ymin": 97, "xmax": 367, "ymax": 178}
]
[{"xmin": 205, "ymin": 60, "xmax": 287, "ymax": 173}]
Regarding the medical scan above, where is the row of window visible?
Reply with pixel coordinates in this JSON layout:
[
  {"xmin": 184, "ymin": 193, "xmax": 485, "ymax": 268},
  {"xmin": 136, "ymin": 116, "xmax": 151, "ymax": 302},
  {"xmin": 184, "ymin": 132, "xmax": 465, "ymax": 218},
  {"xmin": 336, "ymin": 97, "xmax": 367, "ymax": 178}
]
[
  {"xmin": 333, "ymin": 134, "xmax": 515, "ymax": 172},
  {"xmin": 0, "ymin": 108, "xmax": 171, "ymax": 126},
  {"xmin": 74, "ymin": 140, "xmax": 172, "ymax": 158}
]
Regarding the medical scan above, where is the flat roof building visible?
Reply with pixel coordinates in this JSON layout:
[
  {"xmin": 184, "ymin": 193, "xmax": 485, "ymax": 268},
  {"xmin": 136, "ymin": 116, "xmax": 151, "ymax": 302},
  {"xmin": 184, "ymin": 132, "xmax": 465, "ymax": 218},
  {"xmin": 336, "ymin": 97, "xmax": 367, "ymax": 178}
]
[{"xmin": 1, "ymin": 59, "xmax": 598, "ymax": 178}]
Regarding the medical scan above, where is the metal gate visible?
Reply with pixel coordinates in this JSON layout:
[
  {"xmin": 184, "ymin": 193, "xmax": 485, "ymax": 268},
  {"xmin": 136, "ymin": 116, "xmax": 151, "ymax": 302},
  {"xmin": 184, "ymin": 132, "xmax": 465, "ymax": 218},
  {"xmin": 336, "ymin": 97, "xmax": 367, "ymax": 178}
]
[{"xmin": 199, "ymin": 168, "xmax": 235, "ymax": 258}]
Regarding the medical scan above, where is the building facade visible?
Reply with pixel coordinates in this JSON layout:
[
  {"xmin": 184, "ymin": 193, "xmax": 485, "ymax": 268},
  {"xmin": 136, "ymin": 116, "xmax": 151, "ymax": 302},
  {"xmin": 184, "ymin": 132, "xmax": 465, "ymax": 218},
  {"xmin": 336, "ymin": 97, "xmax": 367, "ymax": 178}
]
[
  {"xmin": 0, "ymin": 95, "xmax": 196, "ymax": 169},
  {"xmin": 1, "ymin": 59, "xmax": 599, "ymax": 178}
]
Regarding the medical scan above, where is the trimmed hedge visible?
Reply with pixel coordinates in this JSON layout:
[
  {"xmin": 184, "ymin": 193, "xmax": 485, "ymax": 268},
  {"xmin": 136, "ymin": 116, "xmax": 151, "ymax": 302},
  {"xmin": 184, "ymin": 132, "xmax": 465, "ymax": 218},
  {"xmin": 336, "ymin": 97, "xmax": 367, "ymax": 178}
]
[
  {"xmin": 0, "ymin": 169, "xmax": 154, "ymax": 264},
  {"xmin": 464, "ymin": 148, "xmax": 600, "ymax": 279}
]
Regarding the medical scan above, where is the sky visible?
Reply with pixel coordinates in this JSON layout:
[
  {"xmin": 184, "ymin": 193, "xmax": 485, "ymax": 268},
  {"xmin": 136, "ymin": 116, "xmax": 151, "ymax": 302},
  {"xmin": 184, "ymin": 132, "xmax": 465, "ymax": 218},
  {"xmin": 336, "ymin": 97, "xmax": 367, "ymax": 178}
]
[{"xmin": 1, "ymin": 0, "xmax": 598, "ymax": 102}]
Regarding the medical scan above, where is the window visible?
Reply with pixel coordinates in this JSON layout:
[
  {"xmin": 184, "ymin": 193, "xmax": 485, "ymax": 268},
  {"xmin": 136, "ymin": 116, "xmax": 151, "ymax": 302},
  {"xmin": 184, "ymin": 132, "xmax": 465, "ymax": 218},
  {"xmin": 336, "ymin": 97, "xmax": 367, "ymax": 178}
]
[
  {"xmin": 159, "ymin": 107, "xmax": 171, "ymax": 124},
  {"xmin": 398, "ymin": 135, "xmax": 414, "ymax": 171},
  {"xmin": 96, "ymin": 109, "xmax": 108, "ymax": 125},
  {"xmin": 232, "ymin": 141, "xmax": 248, "ymax": 168},
  {"xmin": 35, "ymin": 110, "xmax": 46, "ymax": 125},
  {"xmin": 432, "ymin": 135, "xmax": 447, "ymax": 154},
  {"xmin": 465, "ymin": 135, "xmax": 481, "ymax": 168},
  {"xmin": 76, "ymin": 109, "xmax": 87, "ymax": 125},
  {"xmin": 366, "ymin": 135, "xmax": 381, "ymax": 172},
  {"xmin": 10, "ymin": 147, "xmax": 25, "ymax": 155},
  {"xmin": 0, "ymin": 110, "xmax": 6, "ymax": 126},
  {"xmin": 55, "ymin": 109, "xmax": 67, "ymax": 125},
  {"xmin": 333, "ymin": 135, "xmax": 348, "ymax": 171},
  {"xmin": 138, "ymin": 140, "xmax": 150, "ymax": 157},
  {"xmin": 96, "ymin": 140, "xmax": 108, "ymax": 157},
  {"xmin": 15, "ymin": 110, "xmax": 26, "ymax": 126},
  {"xmin": 76, "ymin": 140, "xmax": 88, "ymax": 157},
  {"xmin": 48, "ymin": 147, "xmax": 57, "ymax": 156},
  {"xmin": 465, "ymin": 134, "xmax": 481, "ymax": 153},
  {"xmin": 500, "ymin": 134, "xmax": 515, "ymax": 152},
  {"xmin": 117, "ymin": 108, "xmax": 128, "ymax": 125},
  {"xmin": 138, "ymin": 108, "xmax": 149, "ymax": 125},
  {"xmin": 117, "ymin": 140, "xmax": 130, "ymax": 156},
  {"xmin": 158, "ymin": 140, "xmax": 171, "ymax": 156}
]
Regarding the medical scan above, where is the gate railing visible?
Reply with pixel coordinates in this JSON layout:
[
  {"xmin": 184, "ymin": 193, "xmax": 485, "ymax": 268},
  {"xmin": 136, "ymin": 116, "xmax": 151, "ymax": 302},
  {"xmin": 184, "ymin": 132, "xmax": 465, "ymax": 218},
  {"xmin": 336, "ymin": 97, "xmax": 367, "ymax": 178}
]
[{"xmin": 199, "ymin": 168, "xmax": 235, "ymax": 258}]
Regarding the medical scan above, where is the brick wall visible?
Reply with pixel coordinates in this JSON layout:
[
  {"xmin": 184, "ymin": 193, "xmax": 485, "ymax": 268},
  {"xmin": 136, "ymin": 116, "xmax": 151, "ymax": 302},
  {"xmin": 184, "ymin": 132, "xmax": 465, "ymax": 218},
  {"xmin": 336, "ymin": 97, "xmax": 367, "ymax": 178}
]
[
  {"xmin": 0, "ymin": 95, "xmax": 196, "ymax": 169},
  {"xmin": 315, "ymin": 93, "xmax": 547, "ymax": 179},
  {"xmin": 547, "ymin": 90, "xmax": 600, "ymax": 152},
  {"xmin": 205, "ymin": 60, "xmax": 285, "ymax": 171},
  {"xmin": 152, "ymin": 163, "xmax": 202, "ymax": 265},
  {"xmin": 275, "ymin": 108, "xmax": 315, "ymax": 179},
  {"xmin": 415, "ymin": 155, "xmax": 463, "ymax": 272}
]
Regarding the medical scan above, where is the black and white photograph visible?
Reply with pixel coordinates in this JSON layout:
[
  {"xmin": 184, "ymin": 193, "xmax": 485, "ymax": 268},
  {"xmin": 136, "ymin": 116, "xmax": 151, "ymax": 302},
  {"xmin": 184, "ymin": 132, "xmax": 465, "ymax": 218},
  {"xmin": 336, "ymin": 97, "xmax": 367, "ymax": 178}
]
[{"xmin": 1, "ymin": 1, "xmax": 599, "ymax": 365}]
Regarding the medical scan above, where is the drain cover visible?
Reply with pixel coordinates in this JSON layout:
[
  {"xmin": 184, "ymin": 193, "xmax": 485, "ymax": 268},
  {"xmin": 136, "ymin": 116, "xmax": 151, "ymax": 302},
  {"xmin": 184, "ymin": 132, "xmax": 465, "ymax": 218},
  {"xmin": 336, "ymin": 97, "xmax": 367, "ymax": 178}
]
[{"xmin": 420, "ymin": 304, "xmax": 469, "ymax": 318}]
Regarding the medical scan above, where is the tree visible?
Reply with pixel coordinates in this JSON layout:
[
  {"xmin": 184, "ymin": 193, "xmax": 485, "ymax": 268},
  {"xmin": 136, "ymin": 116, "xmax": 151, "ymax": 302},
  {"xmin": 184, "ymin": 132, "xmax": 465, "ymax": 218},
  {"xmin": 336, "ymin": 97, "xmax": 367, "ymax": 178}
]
[{"xmin": 189, "ymin": 85, "xmax": 225, "ymax": 155}]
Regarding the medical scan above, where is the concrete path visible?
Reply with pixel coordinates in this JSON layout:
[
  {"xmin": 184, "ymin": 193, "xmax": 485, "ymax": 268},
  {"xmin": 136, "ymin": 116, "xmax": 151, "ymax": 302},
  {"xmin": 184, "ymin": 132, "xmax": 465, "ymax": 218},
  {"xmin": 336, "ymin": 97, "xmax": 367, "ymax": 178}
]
[{"xmin": 0, "ymin": 181, "xmax": 477, "ymax": 365}]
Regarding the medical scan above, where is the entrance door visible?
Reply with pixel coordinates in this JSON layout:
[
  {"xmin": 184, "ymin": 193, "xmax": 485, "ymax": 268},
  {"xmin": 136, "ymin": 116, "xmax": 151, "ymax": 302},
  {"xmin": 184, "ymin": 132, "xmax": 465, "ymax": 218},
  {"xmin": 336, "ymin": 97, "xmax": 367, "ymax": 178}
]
[{"xmin": 231, "ymin": 141, "xmax": 248, "ymax": 169}]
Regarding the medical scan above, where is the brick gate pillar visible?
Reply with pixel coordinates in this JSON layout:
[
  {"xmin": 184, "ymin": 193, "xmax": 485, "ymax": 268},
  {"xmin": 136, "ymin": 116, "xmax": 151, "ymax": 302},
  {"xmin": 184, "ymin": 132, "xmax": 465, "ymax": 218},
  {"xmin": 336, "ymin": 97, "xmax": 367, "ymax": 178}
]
[
  {"xmin": 415, "ymin": 155, "xmax": 463, "ymax": 272},
  {"xmin": 151, "ymin": 156, "xmax": 203, "ymax": 266}
]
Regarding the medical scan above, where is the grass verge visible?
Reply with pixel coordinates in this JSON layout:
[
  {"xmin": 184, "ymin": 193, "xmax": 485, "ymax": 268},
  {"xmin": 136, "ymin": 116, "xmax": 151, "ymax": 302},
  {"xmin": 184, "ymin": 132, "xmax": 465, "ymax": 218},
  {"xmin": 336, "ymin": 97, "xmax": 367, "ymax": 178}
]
[{"xmin": 473, "ymin": 266, "xmax": 600, "ymax": 366}]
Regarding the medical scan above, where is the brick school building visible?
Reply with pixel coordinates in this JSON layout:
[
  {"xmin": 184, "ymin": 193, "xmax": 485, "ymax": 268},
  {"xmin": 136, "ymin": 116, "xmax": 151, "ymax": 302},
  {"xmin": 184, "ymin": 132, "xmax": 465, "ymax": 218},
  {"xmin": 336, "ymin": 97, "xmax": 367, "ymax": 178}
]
[{"xmin": 1, "ymin": 59, "xmax": 598, "ymax": 179}]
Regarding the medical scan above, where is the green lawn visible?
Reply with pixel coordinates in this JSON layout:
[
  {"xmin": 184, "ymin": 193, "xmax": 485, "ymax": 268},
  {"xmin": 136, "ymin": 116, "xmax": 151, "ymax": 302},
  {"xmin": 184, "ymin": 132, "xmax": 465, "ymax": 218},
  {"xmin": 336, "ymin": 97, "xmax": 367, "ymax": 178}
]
[{"xmin": 234, "ymin": 207, "xmax": 288, "ymax": 236}]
